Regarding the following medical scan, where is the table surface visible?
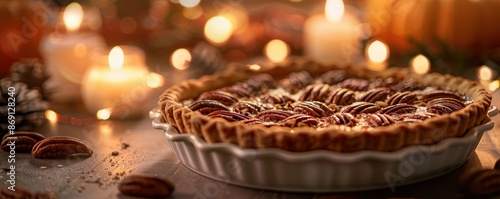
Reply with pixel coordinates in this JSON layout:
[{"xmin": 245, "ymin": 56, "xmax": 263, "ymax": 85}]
[{"xmin": 1, "ymin": 84, "xmax": 500, "ymax": 199}]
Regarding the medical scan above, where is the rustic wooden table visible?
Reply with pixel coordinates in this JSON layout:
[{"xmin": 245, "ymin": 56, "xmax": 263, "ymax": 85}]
[{"xmin": 1, "ymin": 87, "xmax": 499, "ymax": 199}]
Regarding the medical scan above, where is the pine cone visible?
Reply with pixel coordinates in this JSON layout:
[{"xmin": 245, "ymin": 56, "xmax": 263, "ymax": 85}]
[
  {"xmin": 10, "ymin": 58, "xmax": 51, "ymax": 100},
  {"xmin": 0, "ymin": 78, "xmax": 48, "ymax": 135}
]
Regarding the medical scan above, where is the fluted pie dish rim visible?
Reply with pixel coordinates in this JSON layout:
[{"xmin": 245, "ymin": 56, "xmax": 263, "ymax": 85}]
[{"xmin": 157, "ymin": 57, "xmax": 492, "ymax": 153}]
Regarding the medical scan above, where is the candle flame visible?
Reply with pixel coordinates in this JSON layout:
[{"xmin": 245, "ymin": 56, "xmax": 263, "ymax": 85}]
[
  {"xmin": 97, "ymin": 109, "xmax": 111, "ymax": 120},
  {"xmin": 325, "ymin": 0, "xmax": 344, "ymax": 22},
  {"xmin": 171, "ymin": 48, "xmax": 191, "ymax": 70},
  {"xmin": 204, "ymin": 16, "xmax": 233, "ymax": 44},
  {"xmin": 478, "ymin": 65, "xmax": 493, "ymax": 81},
  {"xmin": 64, "ymin": 2, "xmax": 84, "ymax": 32},
  {"xmin": 411, "ymin": 54, "xmax": 430, "ymax": 74},
  {"xmin": 108, "ymin": 46, "xmax": 124, "ymax": 71},
  {"xmin": 45, "ymin": 110, "xmax": 58, "ymax": 122},
  {"xmin": 367, "ymin": 40, "xmax": 389, "ymax": 63},
  {"xmin": 146, "ymin": 72, "xmax": 165, "ymax": 88},
  {"xmin": 265, "ymin": 39, "xmax": 289, "ymax": 63}
]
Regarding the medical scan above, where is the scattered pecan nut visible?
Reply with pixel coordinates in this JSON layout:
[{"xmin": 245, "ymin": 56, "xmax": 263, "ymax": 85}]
[
  {"xmin": 1, "ymin": 131, "xmax": 45, "ymax": 153},
  {"xmin": 31, "ymin": 136, "xmax": 93, "ymax": 159},
  {"xmin": 458, "ymin": 168, "xmax": 500, "ymax": 196},
  {"xmin": 118, "ymin": 175, "xmax": 175, "ymax": 198}
]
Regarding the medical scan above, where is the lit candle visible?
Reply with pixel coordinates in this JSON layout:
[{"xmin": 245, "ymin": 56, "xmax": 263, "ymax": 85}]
[
  {"xmin": 410, "ymin": 54, "xmax": 430, "ymax": 74},
  {"xmin": 41, "ymin": 2, "xmax": 105, "ymax": 104},
  {"xmin": 304, "ymin": 0, "xmax": 361, "ymax": 66},
  {"xmin": 365, "ymin": 40, "xmax": 389, "ymax": 71},
  {"xmin": 81, "ymin": 46, "xmax": 151, "ymax": 119}
]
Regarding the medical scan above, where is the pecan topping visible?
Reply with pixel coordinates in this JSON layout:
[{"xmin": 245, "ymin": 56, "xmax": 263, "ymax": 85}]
[
  {"xmin": 360, "ymin": 88, "xmax": 391, "ymax": 103},
  {"xmin": 240, "ymin": 118, "xmax": 264, "ymax": 125},
  {"xmin": 246, "ymin": 74, "xmax": 276, "ymax": 93},
  {"xmin": 379, "ymin": 104, "xmax": 417, "ymax": 115},
  {"xmin": 426, "ymin": 98, "xmax": 465, "ymax": 114},
  {"xmin": 280, "ymin": 71, "xmax": 314, "ymax": 93},
  {"xmin": 207, "ymin": 110, "xmax": 250, "ymax": 122},
  {"xmin": 119, "ymin": 175, "xmax": 175, "ymax": 198},
  {"xmin": 338, "ymin": 78, "xmax": 369, "ymax": 91},
  {"xmin": 325, "ymin": 88, "xmax": 355, "ymax": 105},
  {"xmin": 422, "ymin": 90, "xmax": 462, "ymax": 102},
  {"xmin": 342, "ymin": 102, "xmax": 380, "ymax": 114},
  {"xmin": 188, "ymin": 100, "xmax": 229, "ymax": 115},
  {"xmin": 260, "ymin": 93, "xmax": 294, "ymax": 105},
  {"xmin": 366, "ymin": 113, "xmax": 395, "ymax": 127},
  {"xmin": 233, "ymin": 101, "xmax": 264, "ymax": 115},
  {"xmin": 458, "ymin": 168, "xmax": 500, "ymax": 196},
  {"xmin": 387, "ymin": 91, "xmax": 418, "ymax": 105},
  {"xmin": 197, "ymin": 91, "xmax": 238, "ymax": 106},
  {"xmin": 281, "ymin": 114, "xmax": 319, "ymax": 127},
  {"xmin": 323, "ymin": 113, "xmax": 356, "ymax": 126},
  {"xmin": 220, "ymin": 85, "xmax": 251, "ymax": 98},
  {"xmin": 320, "ymin": 70, "xmax": 347, "ymax": 84},
  {"xmin": 391, "ymin": 80, "xmax": 424, "ymax": 92},
  {"xmin": 299, "ymin": 83, "xmax": 331, "ymax": 102},
  {"xmin": 31, "ymin": 136, "xmax": 93, "ymax": 159},
  {"xmin": 294, "ymin": 101, "xmax": 333, "ymax": 118},
  {"xmin": 397, "ymin": 112, "xmax": 437, "ymax": 123},
  {"xmin": 372, "ymin": 77, "xmax": 398, "ymax": 88},
  {"xmin": 1, "ymin": 131, "xmax": 45, "ymax": 153},
  {"xmin": 255, "ymin": 110, "xmax": 294, "ymax": 122}
]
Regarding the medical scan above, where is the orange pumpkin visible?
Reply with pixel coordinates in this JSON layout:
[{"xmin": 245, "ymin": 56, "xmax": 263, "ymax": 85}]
[
  {"xmin": 367, "ymin": 0, "xmax": 500, "ymax": 56},
  {"xmin": 0, "ymin": 0, "xmax": 49, "ymax": 77}
]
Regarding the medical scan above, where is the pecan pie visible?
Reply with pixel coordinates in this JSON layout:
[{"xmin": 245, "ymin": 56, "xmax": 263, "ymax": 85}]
[{"xmin": 158, "ymin": 58, "xmax": 491, "ymax": 152}]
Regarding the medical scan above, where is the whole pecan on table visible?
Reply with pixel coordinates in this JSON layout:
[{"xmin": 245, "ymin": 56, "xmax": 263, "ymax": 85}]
[
  {"xmin": 31, "ymin": 136, "xmax": 93, "ymax": 159},
  {"xmin": 458, "ymin": 159, "xmax": 500, "ymax": 197},
  {"xmin": 118, "ymin": 175, "xmax": 175, "ymax": 198},
  {"xmin": 0, "ymin": 186, "xmax": 57, "ymax": 199},
  {"xmin": 1, "ymin": 131, "xmax": 45, "ymax": 153}
]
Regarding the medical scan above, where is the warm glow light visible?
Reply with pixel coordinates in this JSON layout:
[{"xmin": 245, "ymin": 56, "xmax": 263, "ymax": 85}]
[
  {"xmin": 179, "ymin": 0, "xmax": 200, "ymax": 8},
  {"xmin": 265, "ymin": 39, "xmax": 289, "ymax": 63},
  {"xmin": 183, "ymin": 5, "xmax": 203, "ymax": 19},
  {"xmin": 478, "ymin": 65, "xmax": 493, "ymax": 81},
  {"xmin": 97, "ymin": 109, "xmax": 111, "ymax": 120},
  {"xmin": 45, "ymin": 110, "xmax": 58, "ymax": 122},
  {"xmin": 489, "ymin": 80, "xmax": 500, "ymax": 91},
  {"xmin": 204, "ymin": 16, "xmax": 233, "ymax": 44},
  {"xmin": 325, "ymin": 0, "xmax": 344, "ymax": 22},
  {"xmin": 248, "ymin": 64, "xmax": 261, "ymax": 71},
  {"xmin": 171, "ymin": 48, "xmax": 191, "ymax": 70},
  {"xmin": 411, "ymin": 54, "xmax": 430, "ymax": 74},
  {"xmin": 74, "ymin": 43, "xmax": 87, "ymax": 57},
  {"xmin": 63, "ymin": 2, "xmax": 84, "ymax": 32},
  {"xmin": 146, "ymin": 72, "xmax": 165, "ymax": 88},
  {"xmin": 367, "ymin": 40, "xmax": 389, "ymax": 63},
  {"xmin": 108, "ymin": 46, "xmax": 124, "ymax": 71}
]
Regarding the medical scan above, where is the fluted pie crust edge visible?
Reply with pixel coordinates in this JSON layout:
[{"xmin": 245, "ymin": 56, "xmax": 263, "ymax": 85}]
[{"xmin": 158, "ymin": 57, "xmax": 492, "ymax": 152}]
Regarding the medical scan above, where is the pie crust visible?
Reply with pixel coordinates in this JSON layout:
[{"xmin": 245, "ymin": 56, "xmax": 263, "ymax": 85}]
[{"xmin": 158, "ymin": 57, "xmax": 492, "ymax": 152}]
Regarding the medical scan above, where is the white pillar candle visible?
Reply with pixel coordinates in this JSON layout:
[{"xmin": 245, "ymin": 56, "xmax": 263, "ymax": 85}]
[
  {"xmin": 40, "ymin": 3, "xmax": 105, "ymax": 104},
  {"xmin": 82, "ymin": 46, "xmax": 151, "ymax": 119},
  {"xmin": 304, "ymin": 0, "xmax": 361, "ymax": 67}
]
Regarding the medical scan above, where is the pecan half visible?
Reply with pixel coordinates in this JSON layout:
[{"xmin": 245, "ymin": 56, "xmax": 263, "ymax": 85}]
[
  {"xmin": 1, "ymin": 131, "xmax": 45, "ymax": 153},
  {"xmin": 255, "ymin": 110, "xmax": 294, "ymax": 122},
  {"xmin": 422, "ymin": 90, "xmax": 462, "ymax": 102},
  {"xmin": 280, "ymin": 71, "xmax": 314, "ymax": 93},
  {"xmin": 391, "ymin": 80, "xmax": 424, "ymax": 92},
  {"xmin": 397, "ymin": 112, "xmax": 437, "ymax": 123},
  {"xmin": 338, "ymin": 78, "xmax": 369, "ymax": 91},
  {"xmin": 387, "ymin": 91, "xmax": 418, "ymax": 105},
  {"xmin": 379, "ymin": 104, "xmax": 417, "ymax": 115},
  {"xmin": 0, "ymin": 186, "xmax": 33, "ymax": 199},
  {"xmin": 294, "ymin": 101, "xmax": 333, "ymax": 118},
  {"xmin": 281, "ymin": 114, "xmax": 319, "ymax": 127},
  {"xmin": 458, "ymin": 168, "xmax": 500, "ymax": 196},
  {"xmin": 299, "ymin": 83, "xmax": 331, "ymax": 102},
  {"xmin": 197, "ymin": 91, "xmax": 238, "ymax": 106},
  {"xmin": 323, "ymin": 113, "xmax": 357, "ymax": 126},
  {"xmin": 325, "ymin": 88, "xmax": 355, "ymax": 105},
  {"xmin": 207, "ymin": 110, "xmax": 250, "ymax": 122},
  {"xmin": 342, "ymin": 102, "xmax": 380, "ymax": 114},
  {"xmin": 220, "ymin": 85, "xmax": 251, "ymax": 98},
  {"xmin": 366, "ymin": 113, "xmax": 395, "ymax": 127},
  {"xmin": 31, "ymin": 136, "xmax": 93, "ymax": 159},
  {"xmin": 118, "ymin": 175, "xmax": 175, "ymax": 198},
  {"xmin": 320, "ymin": 70, "xmax": 347, "ymax": 84},
  {"xmin": 188, "ymin": 100, "xmax": 229, "ymax": 115},
  {"xmin": 360, "ymin": 88, "xmax": 391, "ymax": 103},
  {"xmin": 245, "ymin": 74, "xmax": 276, "ymax": 94},
  {"xmin": 426, "ymin": 98, "xmax": 465, "ymax": 114},
  {"xmin": 232, "ymin": 101, "xmax": 264, "ymax": 115},
  {"xmin": 260, "ymin": 93, "xmax": 294, "ymax": 105}
]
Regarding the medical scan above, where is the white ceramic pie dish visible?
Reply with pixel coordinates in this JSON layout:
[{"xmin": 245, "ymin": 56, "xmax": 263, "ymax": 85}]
[{"xmin": 150, "ymin": 106, "xmax": 498, "ymax": 192}]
